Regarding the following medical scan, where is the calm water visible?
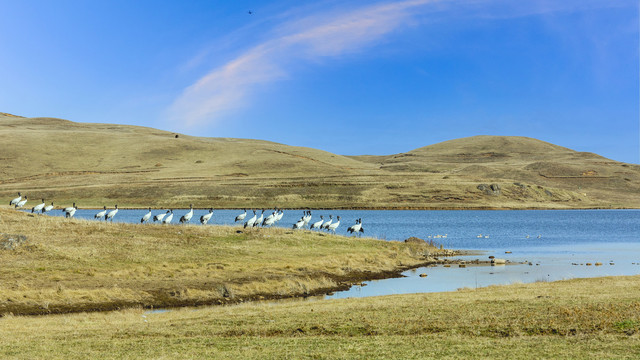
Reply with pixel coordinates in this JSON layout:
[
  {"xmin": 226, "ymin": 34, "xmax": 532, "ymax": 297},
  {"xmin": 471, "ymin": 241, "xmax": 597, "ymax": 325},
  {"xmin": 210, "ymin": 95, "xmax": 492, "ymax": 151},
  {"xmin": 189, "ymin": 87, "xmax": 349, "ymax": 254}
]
[{"xmin": 33, "ymin": 208, "xmax": 640, "ymax": 298}]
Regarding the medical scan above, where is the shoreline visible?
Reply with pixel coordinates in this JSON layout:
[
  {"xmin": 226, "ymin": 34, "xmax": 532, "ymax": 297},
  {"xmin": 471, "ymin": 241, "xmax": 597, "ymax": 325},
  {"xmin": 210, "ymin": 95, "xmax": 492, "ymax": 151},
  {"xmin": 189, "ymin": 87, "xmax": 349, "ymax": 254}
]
[
  {"xmin": 1, "ymin": 208, "xmax": 470, "ymax": 317},
  {"xmin": 3, "ymin": 274, "xmax": 639, "ymax": 358},
  {"xmin": 5, "ymin": 205, "xmax": 639, "ymax": 211},
  {"xmin": 3, "ymin": 252, "xmax": 486, "ymax": 317}
]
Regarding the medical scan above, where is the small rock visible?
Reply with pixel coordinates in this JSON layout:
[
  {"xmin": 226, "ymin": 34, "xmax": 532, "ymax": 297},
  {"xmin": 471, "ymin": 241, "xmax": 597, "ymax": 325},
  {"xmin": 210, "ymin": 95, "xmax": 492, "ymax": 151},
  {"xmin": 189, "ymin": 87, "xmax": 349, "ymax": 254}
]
[
  {"xmin": 488, "ymin": 256, "xmax": 495, "ymax": 259},
  {"xmin": 586, "ymin": 263, "xmax": 592, "ymax": 266},
  {"xmin": 595, "ymin": 262, "xmax": 602, "ymax": 266},
  {"xmin": 505, "ymin": 251, "xmax": 512, "ymax": 254},
  {"xmin": 443, "ymin": 264, "xmax": 451, "ymax": 268},
  {"xmin": 459, "ymin": 264, "xmax": 466, "ymax": 268},
  {"xmin": 610, "ymin": 263, "xmax": 615, "ymax": 265},
  {"xmin": 419, "ymin": 273, "xmax": 427, "ymax": 277}
]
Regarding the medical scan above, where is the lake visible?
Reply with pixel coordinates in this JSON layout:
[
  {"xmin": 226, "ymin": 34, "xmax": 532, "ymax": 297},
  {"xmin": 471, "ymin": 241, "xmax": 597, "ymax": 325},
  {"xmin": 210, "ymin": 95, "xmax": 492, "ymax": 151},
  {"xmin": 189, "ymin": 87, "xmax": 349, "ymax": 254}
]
[{"xmin": 33, "ymin": 208, "xmax": 640, "ymax": 298}]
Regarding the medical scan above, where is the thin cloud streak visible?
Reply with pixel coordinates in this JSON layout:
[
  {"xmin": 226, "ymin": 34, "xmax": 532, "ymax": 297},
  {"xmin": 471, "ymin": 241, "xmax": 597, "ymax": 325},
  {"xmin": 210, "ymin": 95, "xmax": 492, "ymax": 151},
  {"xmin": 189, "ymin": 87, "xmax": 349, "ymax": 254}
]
[
  {"xmin": 168, "ymin": 0, "xmax": 436, "ymax": 128},
  {"xmin": 167, "ymin": 0, "xmax": 633, "ymax": 128}
]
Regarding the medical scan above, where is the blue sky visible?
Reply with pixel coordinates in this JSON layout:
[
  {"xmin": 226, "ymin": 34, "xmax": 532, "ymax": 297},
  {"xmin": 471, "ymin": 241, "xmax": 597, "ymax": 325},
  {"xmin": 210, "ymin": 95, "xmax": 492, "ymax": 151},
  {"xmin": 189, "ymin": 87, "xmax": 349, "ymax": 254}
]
[{"xmin": 1, "ymin": 0, "xmax": 638, "ymax": 163}]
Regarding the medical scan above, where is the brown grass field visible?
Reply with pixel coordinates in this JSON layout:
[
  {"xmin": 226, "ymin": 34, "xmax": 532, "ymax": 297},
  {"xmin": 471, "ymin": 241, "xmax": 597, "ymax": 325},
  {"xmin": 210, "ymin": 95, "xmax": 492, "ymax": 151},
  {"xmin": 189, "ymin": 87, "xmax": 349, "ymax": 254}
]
[
  {"xmin": 1, "ymin": 112, "xmax": 639, "ymax": 209},
  {"xmin": 0, "ymin": 208, "xmax": 447, "ymax": 316},
  {"xmin": 1, "ymin": 273, "xmax": 638, "ymax": 359},
  {"xmin": 1, "ymin": 112, "xmax": 639, "ymax": 358},
  {"xmin": 1, "ymin": 208, "xmax": 638, "ymax": 358}
]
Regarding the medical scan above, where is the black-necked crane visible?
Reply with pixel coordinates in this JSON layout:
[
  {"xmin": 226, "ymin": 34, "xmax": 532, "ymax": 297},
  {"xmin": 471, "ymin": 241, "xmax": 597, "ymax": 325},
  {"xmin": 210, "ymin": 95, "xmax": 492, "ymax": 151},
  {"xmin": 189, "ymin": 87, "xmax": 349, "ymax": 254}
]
[
  {"xmin": 244, "ymin": 210, "xmax": 257, "ymax": 228},
  {"xmin": 321, "ymin": 215, "xmax": 333, "ymax": 230},
  {"xmin": 42, "ymin": 202, "xmax": 54, "ymax": 214},
  {"xmin": 347, "ymin": 218, "xmax": 364, "ymax": 235},
  {"xmin": 310, "ymin": 215, "xmax": 324, "ymax": 230},
  {"xmin": 180, "ymin": 204, "xmax": 194, "ymax": 224},
  {"xmin": 253, "ymin": 209, "xmax": 264, "ymax": 228},
  {"xmin": 327, "ymin": 216, "xmax": 341, "ymax": 233},
  {"xmin": 235, "ymin": 209, "xmax": 247, "ymax": 223},
  {"xmin": 200, "ymin": 208, "xmax": 213, "ymax": 224},
  {"xmin": 63, "ymin": 203, "xmax": 76, "ymax": 214},
  {"xmin": 9, "ymin": 192, "xmax": 21, "ymax": 206},
  {"xmin": 292, "ymin": 216, "xmax": 305, "ymax": 229},
  {"xmin": 262, "ymin": 209, "xmax": 277, "ymax": 227},
  {"xmin": 163, "ymin": 210, "xmax": 174, "ymax": 224},
  {"xmin": 141, "ymin": 207, "xmax": 152, "ymax": 223},
  {"xmin": 31, "ymin": 199, "xmax": 45, "ymax": 213},
  {"xmin": 154, "ymin": 210, "xmax": 168, "ymax": 222},
  {"xmin": 95, "ymin": 206, "xmax": 107, "ymax": 219},
  {"xmin": 302, "ymin": 210, "xmax": 312, "ymax": 227},
  {"xmin": 275, "ymin": 209, "xmax": 284, "ymax": 222},
  {"xmin": 64, "ymin": 203, "xmax": 77, "ymax": 218},
  {"xmin": 15, "ymin": 196, "xmax": 28, "ymax": 209},
  {"xmin": 106, "ymin": 205, "xmax": 118, "ymax": 222}
]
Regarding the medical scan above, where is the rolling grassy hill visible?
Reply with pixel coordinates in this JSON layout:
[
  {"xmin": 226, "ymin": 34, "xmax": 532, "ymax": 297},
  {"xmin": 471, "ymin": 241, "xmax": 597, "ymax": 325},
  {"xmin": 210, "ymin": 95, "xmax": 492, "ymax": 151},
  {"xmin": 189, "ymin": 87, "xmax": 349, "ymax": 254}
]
[{"xmin": 1, "ymin": 112, "xmax": 639, "ymax": 209}]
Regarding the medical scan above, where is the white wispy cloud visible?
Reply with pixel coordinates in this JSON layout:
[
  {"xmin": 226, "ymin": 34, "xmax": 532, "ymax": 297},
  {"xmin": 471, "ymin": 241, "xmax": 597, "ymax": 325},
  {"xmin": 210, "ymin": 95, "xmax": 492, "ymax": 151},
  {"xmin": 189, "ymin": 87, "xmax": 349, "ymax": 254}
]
[
  {"xmin": 167, "ymin": 0, "xmax": 436, "ymax": 128},
  {"xmin": 167, "ymin": 0, "xmax": 635, "ymax": 128}
]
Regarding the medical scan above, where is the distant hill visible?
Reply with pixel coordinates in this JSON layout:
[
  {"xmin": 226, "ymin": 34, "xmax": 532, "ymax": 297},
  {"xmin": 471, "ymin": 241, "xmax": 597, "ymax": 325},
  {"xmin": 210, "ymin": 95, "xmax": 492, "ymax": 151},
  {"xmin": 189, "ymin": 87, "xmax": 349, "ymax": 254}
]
[{"xmin": 1, "ymin": 113, "xmax": 639, "ymax": 209}]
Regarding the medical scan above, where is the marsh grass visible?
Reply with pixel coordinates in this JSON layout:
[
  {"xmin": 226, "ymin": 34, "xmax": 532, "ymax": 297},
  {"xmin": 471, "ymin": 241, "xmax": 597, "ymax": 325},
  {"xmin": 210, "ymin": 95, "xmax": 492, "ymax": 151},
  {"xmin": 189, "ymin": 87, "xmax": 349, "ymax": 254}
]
[
  {"xmin": 0, "ymin": 275, "xmax": 638, "ymax": 359},
  {"xmin": 0, "ymin": 208, "xmax": 440, "ymax": 315}
]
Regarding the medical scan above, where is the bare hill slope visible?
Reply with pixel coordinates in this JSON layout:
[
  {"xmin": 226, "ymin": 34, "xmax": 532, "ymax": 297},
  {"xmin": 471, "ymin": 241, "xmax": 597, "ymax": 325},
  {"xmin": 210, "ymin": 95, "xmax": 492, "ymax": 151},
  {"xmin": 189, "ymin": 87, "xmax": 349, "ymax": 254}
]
[{"xmin": 1, "ymin": 114, "xmax": 638, "ymax": 209}]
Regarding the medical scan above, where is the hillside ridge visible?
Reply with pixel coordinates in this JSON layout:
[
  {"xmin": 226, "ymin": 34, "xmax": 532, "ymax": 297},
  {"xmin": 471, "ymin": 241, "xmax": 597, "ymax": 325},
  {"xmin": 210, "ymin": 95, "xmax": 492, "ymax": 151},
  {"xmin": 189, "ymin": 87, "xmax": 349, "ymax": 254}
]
[{"xmin": 1, "ymin": 113, "xmax": 638, "ymax": 209}]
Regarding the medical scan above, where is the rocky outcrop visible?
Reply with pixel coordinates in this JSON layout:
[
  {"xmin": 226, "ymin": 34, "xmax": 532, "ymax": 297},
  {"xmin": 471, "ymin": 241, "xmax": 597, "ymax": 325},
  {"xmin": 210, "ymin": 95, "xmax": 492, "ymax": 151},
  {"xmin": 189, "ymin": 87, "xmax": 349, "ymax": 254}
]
[
  {"xmin": 478, "ymin": 183, "xmax": 501, "ymax": 196},
  {"xmin": 404, "ymin": 237, "xmax": 425, "ymax": 244},
  {"xmin": 1, "ymin": 233, "xmax": 28, "ymax": 250}
]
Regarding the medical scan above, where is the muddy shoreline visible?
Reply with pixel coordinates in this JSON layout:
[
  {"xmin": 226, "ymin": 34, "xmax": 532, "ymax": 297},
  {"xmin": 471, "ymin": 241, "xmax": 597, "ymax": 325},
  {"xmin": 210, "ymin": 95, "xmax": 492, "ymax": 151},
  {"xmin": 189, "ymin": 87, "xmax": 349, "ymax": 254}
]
[{"xmin": 2, "ymin": 251, "xmax": 503, "ymax": 317}]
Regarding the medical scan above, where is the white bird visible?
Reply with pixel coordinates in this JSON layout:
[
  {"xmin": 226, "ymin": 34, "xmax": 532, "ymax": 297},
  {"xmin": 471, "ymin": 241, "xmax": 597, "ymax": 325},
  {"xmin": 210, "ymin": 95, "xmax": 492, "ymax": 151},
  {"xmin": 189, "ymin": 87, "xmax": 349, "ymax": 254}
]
[
  {"xmin": 63, "ymin": 203, "xmax": 76, "ymax": 214},
  {"xmin": 31, "ymin": 199, "xmax": 45, "ymax": 213},
  {"xmin": 200, "ymin": 208, "xmax": 213, "ymax": 224},
  {"xmin": 154, "ymin": 210, "xmax": 168, "ymax": 222},
  {"xmin": 180, "ymin": 204, "xmax": 194, "ymax": 224},
  {"xmin": 95, "ymin": 206, "xmax": 107, "ymax": 219},
  {"xmin": 15, "ymin": 196, "xmax": 28, "ymax": 208},
  {"xmin": 292, "ymin": 217, "xmax": 305, "ymax": 229},
  {"xmin": 141, "ymin": 207, "xmax": 152, "ymax": 223},
  {"xmin": 310, "ymin": 215, "xmax": 324, "ymax": 230},
  {"xmin": 244, "ymin": 210, "xmax": 257, "ymax": 228},
  {"xmin": 42, "ymin": 202, "xmax": 54, "ymax": 214},
  {"xmin": 163, "ymin": 210, "xmax": 174, "ymax": 224},
  {"xmin": 327, "ymin": 216, "xmax": 341, "ymax": 233},
  {"xmin": 347, "ymin": 218, "xmax": 364, "ymax": 235},
  {"xmin": 275, "ymin": 209, "xmax": 284, "ymax": 222},
  {"xmin": 262, "ymin": 210, "xmax": 277, "ymax": 227},
  {"xmin": 253, "ymin": 209, "xmax": 265, "ymax": 228},
  {"xmin": 302, "ymin": 210, "xmax": 312, "ymax": 227},
  {"xmin": 321, "ymin": 215, "xmax": 333, "ymax": 230},
  {"xmin": 9, "ymin": 192, "xmax": 22, "ymax": 206},
  {"xmin": 235, "ymin": 209, "xmax": 247, "ymax": 223},
  {"xmin": 105, "ymin": 205, "xmax": 119, "ymax": 222},
  {"xmin": 64, "ymin": 203, "xmax": 77, "ymax": 218}
]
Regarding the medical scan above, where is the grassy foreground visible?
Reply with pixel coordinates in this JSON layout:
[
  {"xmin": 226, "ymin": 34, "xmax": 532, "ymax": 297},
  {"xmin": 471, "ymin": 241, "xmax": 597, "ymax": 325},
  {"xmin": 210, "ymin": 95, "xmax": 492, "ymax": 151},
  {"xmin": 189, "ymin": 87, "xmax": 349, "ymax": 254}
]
[
  {"xmin": 0, "ymin": 275, "xmax": 638, "ymax": 359},
  {"xmin": 0, "ymin": 208, "xmax": 444, "ymax": 315}
]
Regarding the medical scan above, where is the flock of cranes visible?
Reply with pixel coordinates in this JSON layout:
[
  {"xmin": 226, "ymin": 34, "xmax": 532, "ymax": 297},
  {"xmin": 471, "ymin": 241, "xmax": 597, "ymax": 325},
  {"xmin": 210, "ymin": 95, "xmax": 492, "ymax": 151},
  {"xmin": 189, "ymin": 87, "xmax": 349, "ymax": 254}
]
[{"xmin": 7, "ymin": 192, "xmax": 365, "ymax": 235}]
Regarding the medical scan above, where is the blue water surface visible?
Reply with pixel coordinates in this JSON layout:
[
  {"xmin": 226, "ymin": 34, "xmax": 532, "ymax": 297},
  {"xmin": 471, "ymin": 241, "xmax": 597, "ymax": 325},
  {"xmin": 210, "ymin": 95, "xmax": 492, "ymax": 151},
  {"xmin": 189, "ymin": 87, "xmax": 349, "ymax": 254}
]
[{"xmin": 34, "ymin": 208, "xmax": 640, "ymax": 297}]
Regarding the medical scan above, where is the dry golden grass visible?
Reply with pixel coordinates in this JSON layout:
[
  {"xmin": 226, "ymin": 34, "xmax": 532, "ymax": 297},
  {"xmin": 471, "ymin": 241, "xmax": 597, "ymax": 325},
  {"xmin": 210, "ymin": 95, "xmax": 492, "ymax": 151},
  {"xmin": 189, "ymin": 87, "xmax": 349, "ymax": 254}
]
[
  {"xmin": 0, "ymin": 208, "xmax": 442, "ymax": 315},
  {"xmin": 1, "ymin": 114, "xmax": 638, "ymax": 209},
  {"xmin": 0, "ymin": 275, "xmax": 638, "ymax": 359}
]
